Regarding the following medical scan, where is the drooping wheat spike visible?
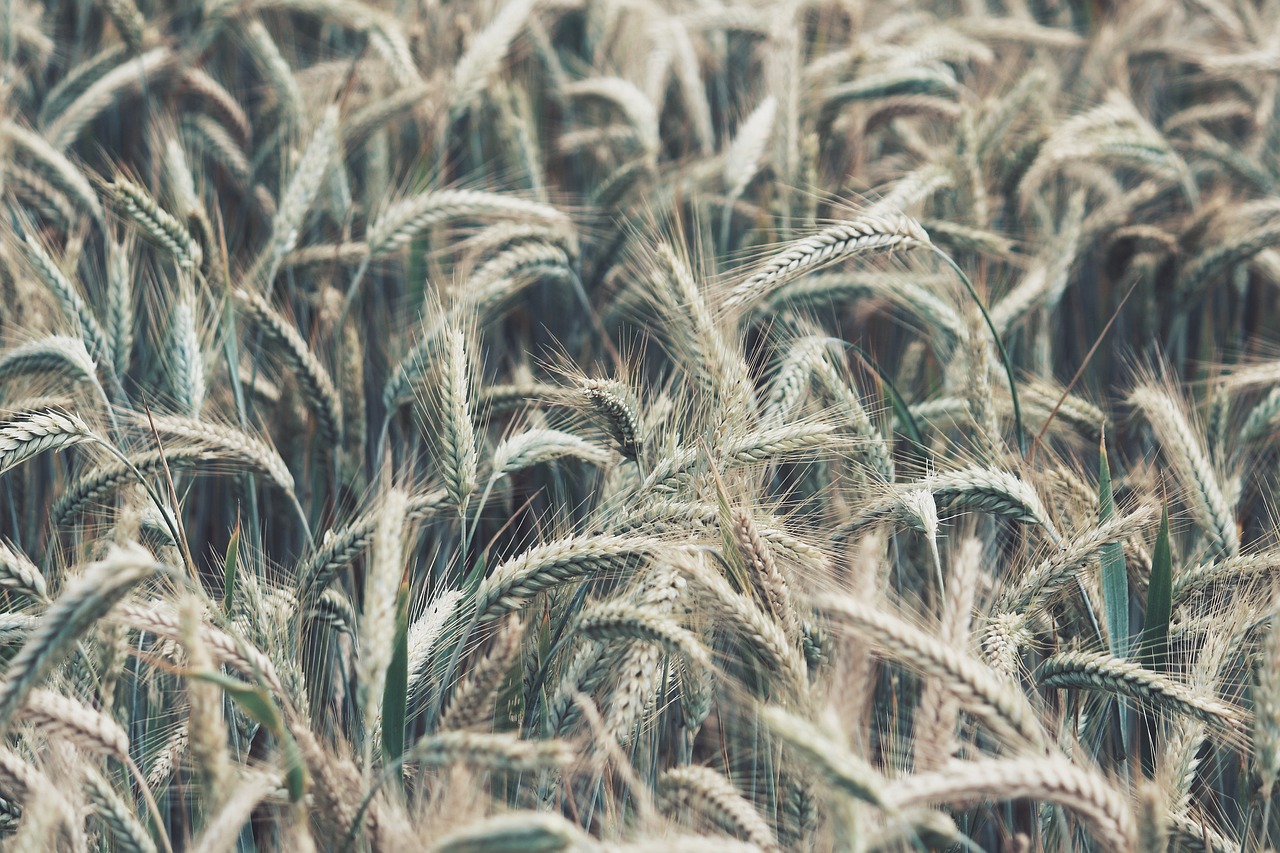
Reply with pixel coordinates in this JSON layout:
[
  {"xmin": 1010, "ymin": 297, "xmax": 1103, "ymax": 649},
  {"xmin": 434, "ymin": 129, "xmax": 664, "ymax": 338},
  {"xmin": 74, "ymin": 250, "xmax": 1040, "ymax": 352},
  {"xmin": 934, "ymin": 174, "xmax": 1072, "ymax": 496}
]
[
  {"xmin": 1177, "ymin": 217, "xmax": 1280, "ymax": 306},
  {"xmin": 470, "ymin": 534, "xmax": 654, "ymax": 625},
  {"xmin": 581, "ymin": 378, "xmax": 643, "ymax": 462},
  {"xmin": 184, "ymin": 113, "xmax": 252, "ymax": 187},
  {"xmin": 0, "ymin": 544, "xmax": 162, "ymax": 736},
  {"xmin": 576, "ymin": 601, "xmax": 712, "ymax": 675},
  {"xmin": 490, "ymin": 429, "xmax": 612, "ymax": 478},
  {"xmin": 465, "ymin": 242, "xmax": 575, "ymax": 314},
  {"xmin": 641, "ymin": 422, "xmax": 839, "ymax": 494},
  {"xmin": 726, "ymin": 213, "xmax": 931, "ymax": 309},
  {"xmin": 680, "ymin": 553, "xmax": 809, "ymax": 699},
  {"xmin": 1, "ymin": 122, "xmax": 105, "ymax": 222},
  {"xmin": 18, "ymin": 688, "xmax": 130, "ymax": 758},
  {"xmin": 818, "ymin": 594, "xmax": 1044, "ymax": 749},
  {"xmin": 732, "ymin": 509, "xmax": 800, "ymax": 645},
  {"xmin": 0, "ymin": 539, "xmax": 49, "ymax": 603},
  {"xmin": 234, "ymin": 287, "xmax": 342, "ymax": 447},
  {"xmin": 0, "ymin": 409, "xmax": 97, "ymax": 474},
  {"xmin": 720, "ymin": 421, "xmax": 841, "ymax": 464},
  {"xmin": 928, "ymin": 465, "xmax": 1062, "ymax": 543},
  {"xmin": 565, "ymin": 76, "xmax": 661, "ymax": 158},
  {"xmin": 437, "ymin": 326, "xmax": 479, "ymax": 510},
  {"xmin": 142, "ymin": 415, "xmax": 295, "ymax": 494},
  {"xmin": 885, "ymin": 756, "xmax": 1135, "ymax": 851},
  {"xmin": 308, "ymin": 587, "xmax": 357, "ymax": 637},
  {"xmin": 109, "ymin": 177, "xmax": 203, "ymax": 271},
  {"xmin": 16, "ymin": 232, "xmax": 112, "ymax": 370},
  {"xmin": 438, "ymin": 614, "xmax": 525, "ymax": 733},
  {"xmin": 118, "ymin": 602, "xmax": 285, "ymax": 695},
  {"xmin": 405, "ymin": 731, "xmax": 575, "ymax": 772},
  {"xmin": 0, "ymin": 336, "xmax": 110, "ymax": 410},
  {"xmin": 760, "ymin": 705, "xmax": 885, "ymax": 806},
  {"xmin": 1037, "ymin": 650, "xmax": 1248, "ymax": 741},
  {"xmin": 45, "ymin": 45, "xmax": 176, "ymax": 148},
  {"xmin": 659, "ymin": 766, "xmax": 781, "ymax": 852},
  {"xmin": 1000, "ymin": 504, "xmax": 1157, "ymax": 617},
  {"xmin": 53, "ymin": 446, "xmax": 230, "ymax": 527},
  {"xmin": 1130, "ymin": 384, "xmax": 1239, "ymax": 557},
  {"xmin": 84, "ymin": 768, "xmax": 157, "ymax": 853},
  {"xmin": 1175, "ymin": 551, "xmax": 1280, "ymax": 606},
  {"xmin": 8, "ymin": 162, "xmax": 78, "ymax": 225},
  {"xmin": 298, "ymin": 489, "xmax": 448, "ymax": 603},
  {"xmin": 367, "ymin": 189, "xmax": 568, "ymax": 259}
]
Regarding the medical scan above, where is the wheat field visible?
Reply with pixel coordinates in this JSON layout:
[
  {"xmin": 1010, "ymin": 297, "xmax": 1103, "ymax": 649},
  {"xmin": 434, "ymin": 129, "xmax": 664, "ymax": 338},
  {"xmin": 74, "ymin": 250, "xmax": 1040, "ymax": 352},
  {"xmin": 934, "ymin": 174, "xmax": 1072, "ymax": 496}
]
[{"xmin": 2, "ymin": 0, "xmax": 1280, "ymax": 850}]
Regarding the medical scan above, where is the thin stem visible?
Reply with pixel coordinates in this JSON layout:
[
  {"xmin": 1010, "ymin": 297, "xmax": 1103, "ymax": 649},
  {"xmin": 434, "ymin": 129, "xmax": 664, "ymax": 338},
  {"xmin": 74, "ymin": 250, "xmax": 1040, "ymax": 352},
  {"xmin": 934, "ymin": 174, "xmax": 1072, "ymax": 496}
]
[{"xmin": 933, "ymin": 247, "xmax": 1025, "ymax": 457}]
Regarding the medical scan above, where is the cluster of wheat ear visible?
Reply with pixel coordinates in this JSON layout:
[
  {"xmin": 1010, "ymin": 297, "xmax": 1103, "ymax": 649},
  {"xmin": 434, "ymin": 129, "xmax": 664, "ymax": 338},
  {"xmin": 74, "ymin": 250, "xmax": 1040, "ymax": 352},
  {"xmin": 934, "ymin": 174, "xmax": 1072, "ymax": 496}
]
[{"xmin": 7, "ymin": 0, "xmax": 1280, "ymax": 850}]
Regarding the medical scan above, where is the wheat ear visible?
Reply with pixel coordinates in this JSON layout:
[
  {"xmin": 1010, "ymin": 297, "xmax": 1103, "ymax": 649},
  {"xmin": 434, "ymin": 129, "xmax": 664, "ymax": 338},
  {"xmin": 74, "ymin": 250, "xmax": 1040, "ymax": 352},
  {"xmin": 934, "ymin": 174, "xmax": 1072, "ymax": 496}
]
[
  {"xmin": 659, "ymin": 766, "xmax": 781, "ymax": 852},
  {"xmin": 726, "ymin": 213, "xmax": 931, "ymax": 309},
  {"xmin": 885, "ymin": 756, "xmax": 1135, "ymax": 851},
  {"xmin": 1037, "ymin": 650, "xmax": 1248, "ymax": 741},
  {"xmin": 818, "ymin": 594, "xmax": 1045, "ymax": 750},
  {"xmin": 0, "ymin": 545, "xmax": 162, "ymax": 736},
  {"xmin": 234, "ymin": 288, "xmax": 342, "ymax": 447}
]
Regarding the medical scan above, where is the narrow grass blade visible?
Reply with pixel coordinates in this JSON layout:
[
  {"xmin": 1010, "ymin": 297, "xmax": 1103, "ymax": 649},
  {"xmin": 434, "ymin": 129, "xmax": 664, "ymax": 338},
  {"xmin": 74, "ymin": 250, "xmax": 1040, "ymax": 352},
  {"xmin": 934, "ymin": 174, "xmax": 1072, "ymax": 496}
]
[
  {"xmin": 223, "ymin": 516, "xmax": 240, "ymax": 615},
  {"xmin": 1140, "ymin": 504, "xmax": 1173, "ymax": 672},
  {"xmin": 1098, "ymin": 438, "xmax": 1129, "ymax": 660},
  {"xmin": 382, "ymin": 573, "xmax": 411, "ymax": 765}
]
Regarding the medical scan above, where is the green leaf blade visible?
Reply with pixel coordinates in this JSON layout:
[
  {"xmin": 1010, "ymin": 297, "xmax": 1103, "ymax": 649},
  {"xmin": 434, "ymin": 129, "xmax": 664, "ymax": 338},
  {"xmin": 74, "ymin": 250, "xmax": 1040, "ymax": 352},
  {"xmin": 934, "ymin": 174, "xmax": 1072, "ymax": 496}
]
[
  {"xmin": 1098, "ymin": 440, "xmax": 1130, "ymax": 661},
  {"xmin": 1141, "ymin": 504, "xmax": 1173, "ymax": 673},
  {"xmin": 382, "ymin": 575, "xmax": 411, "ymax": 764}
]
